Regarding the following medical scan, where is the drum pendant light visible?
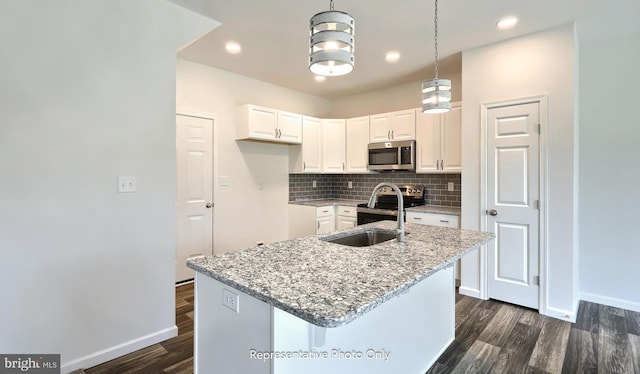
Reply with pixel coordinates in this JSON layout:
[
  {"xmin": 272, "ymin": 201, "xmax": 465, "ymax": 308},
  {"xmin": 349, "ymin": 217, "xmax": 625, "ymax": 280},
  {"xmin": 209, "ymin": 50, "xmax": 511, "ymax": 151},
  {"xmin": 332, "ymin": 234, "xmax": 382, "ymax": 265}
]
[
  {"xmin": 309, "ymin": 0, "xmax": 355, "ymax": 76},
  {"xmin": 422, "ymin": 0, "xmax": 451, "ymax": 113}
]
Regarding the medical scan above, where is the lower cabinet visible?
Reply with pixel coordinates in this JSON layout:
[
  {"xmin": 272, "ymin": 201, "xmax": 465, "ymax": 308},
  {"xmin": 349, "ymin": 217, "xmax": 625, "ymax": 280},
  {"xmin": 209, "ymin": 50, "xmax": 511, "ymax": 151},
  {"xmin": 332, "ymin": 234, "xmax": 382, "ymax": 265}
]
[
  {"xmin": 336, "ymin": 206, "xmax": 357, "ymax": 230},
  {"xmin": 289, "ymin": 205, "xmax": 358, "ymax": 237},
  {"xmin": 316, "ymin": 206, "xmax": 336, "ymax": 234},
  {"xmin": 406, "ymin": 211, "xmax": 461, "ymax": 280}
]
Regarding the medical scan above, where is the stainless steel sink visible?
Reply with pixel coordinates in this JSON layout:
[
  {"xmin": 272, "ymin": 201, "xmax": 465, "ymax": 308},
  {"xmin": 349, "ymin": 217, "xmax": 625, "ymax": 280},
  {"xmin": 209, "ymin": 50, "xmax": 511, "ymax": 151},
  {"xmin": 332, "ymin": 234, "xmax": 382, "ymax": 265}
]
[{"xmin": 320, "ymin": 228, "xmax": 398, "ymax": 247}]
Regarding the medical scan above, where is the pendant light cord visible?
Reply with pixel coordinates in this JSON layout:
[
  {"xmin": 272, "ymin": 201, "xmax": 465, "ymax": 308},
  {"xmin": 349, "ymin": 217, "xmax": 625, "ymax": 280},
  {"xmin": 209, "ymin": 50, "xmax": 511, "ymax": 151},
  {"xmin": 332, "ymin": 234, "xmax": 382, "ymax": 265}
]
[
  {"xmin": 330, "ymin": 0, "xmax": 334, "ymax": 11},
  {"xmin": 433, "ymin": 0, "xmax": 439, "ymax": 79}
]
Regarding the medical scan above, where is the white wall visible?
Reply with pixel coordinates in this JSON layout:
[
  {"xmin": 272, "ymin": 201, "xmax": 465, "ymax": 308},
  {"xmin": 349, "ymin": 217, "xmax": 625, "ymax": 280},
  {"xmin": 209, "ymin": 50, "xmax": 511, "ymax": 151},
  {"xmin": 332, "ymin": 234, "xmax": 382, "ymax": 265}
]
[
  {"xmin": 460, "ymin": 25, "xmax": 579, "ymax": 320},
  {"xmin": 330, "ymin": 72, "xmax": 462, "ymax": 118},
  {"xmin": 578, "ymin": 29, "xmax": 640, "ymax": 311},
  {"xmin": 176, "ymin": 59, "xmax": 331, "ymax": 253},
  {"xmin": 0, "ymin": 1, "xmax": 216, "ymax": 372}
]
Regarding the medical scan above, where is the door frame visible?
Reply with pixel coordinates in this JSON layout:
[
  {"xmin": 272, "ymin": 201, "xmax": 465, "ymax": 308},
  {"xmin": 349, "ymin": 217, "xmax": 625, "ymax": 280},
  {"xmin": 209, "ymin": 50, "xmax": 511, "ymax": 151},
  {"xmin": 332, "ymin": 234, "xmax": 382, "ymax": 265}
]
[
  {"xmin": 479, "ymin": 95, "xmax": 548, "ymax": 314},
  {"xmin": 176, "ymin": 110, "xmax": 216, "ymax": 260}
]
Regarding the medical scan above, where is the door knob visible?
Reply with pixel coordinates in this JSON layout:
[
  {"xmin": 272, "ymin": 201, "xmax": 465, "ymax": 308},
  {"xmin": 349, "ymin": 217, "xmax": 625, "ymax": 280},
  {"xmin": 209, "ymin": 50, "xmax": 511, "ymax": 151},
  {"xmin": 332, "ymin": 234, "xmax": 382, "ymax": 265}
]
[
  {"xmin": 206, "ymin": 202, "xmax": 213, "ymax": 208},
  {"xmin": 487, "ymin": 209, "xmax": 498, "ymax": 216}
]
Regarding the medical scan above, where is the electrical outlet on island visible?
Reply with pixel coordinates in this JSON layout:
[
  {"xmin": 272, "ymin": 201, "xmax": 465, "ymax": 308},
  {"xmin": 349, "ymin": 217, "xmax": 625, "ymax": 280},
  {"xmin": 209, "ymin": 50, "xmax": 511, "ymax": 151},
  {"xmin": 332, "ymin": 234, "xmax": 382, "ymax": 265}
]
[{"xmin": 222, "ymin": 289, "xmax": 239, "ymax": 313}]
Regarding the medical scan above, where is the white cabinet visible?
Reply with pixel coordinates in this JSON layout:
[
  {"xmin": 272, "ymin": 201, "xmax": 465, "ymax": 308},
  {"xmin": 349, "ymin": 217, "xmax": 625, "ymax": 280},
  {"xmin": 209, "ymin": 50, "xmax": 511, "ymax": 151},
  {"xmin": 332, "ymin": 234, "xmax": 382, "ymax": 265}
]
[
  {"xmin": 345, "ymin": 116, "xmax": 370, "ymax": 173},
  {"xmin": 406, "ymin": 211, "xmax": 461, "ymax": 280},
  {"xmin": 237, "ymin": 104, "xmax": 302, "ymax": 144},
  {"xmin": 278, "ymin": 111, "xmax": 304, "ymax": 143},
  {"xmin": 369, "ymin": 109, "xmax": 416, "ymax": 142},
  {"xmin": 406, "ymin": 211, "xmax": 460, "ymax": 228},
  {"xmin": 290, "ymin": 116, "xmax": 322, "ymax": 173},
  {"xmin": 336, "ymin": 206, "xmax": 357, "ymax": 230},
  {"xmin": 416, "ymin": 104, "xmax": 461, "ymax": 173},
  {"xmin": 322, "ymin": 119, "xmax": 346, "ymax": 173},
  {"xmin": 316, "ymin": 206, "xmax": 336, "ymax": 234}
]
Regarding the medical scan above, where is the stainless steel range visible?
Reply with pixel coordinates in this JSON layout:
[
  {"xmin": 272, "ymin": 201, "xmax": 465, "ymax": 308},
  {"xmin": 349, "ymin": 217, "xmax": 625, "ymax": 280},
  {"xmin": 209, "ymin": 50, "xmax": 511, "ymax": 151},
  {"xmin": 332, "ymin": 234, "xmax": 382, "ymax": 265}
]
[{"xmin": 356, "ymin": 184, "xmax": 425, "ymax": 225}]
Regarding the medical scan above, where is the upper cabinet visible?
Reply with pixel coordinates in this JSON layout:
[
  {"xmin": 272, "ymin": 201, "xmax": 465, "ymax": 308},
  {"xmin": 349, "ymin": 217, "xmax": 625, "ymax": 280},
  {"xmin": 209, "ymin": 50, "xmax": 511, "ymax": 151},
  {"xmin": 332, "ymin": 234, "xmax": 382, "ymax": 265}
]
[
  {"xmin": 322, "ymin": 119, "xmax": 346, "ymax": 173},
  {"xmin": 237, "ymin": 104, "xmax": 302, "ymax": 144},
  {"xmin": 345, "ymin": 116, "xmax": 370, "ymax": 173},
  {"xmin": 415, "ymin": 104, "xmax": 462, "ymax": 173},
  {"xmin": 369, "ymin": 109, "xmax": 416, "ymax": 142},
  {"xmin": 290, "ymin": 116, "xmax": 322, "ymax": 173}
]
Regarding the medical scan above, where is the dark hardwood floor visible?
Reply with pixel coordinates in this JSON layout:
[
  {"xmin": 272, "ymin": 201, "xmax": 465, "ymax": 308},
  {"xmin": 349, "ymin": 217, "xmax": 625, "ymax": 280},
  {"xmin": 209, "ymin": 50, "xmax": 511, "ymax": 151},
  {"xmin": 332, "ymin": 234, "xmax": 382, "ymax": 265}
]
[
  {"xmin": 79, "ymin": 283, "xmax": 640, "ymax": 374},
  {"xmin": 429, "ymin": 292, "xmax": 640, "ymax": 373}
]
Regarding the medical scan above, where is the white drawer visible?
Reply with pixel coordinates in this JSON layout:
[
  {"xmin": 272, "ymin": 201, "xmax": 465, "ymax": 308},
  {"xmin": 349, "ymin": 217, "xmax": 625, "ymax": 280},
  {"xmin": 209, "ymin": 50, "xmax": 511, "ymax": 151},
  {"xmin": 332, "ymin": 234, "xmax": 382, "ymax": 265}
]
[
  {"xmin": 406, "ymin": 212, "xmax": 460, "ymax": 228},
  {"xmin": 316, "ymin": 206, "xmax": 335, "ymax": 218},
  {"xmin": 337, "ymin": 206, "xmax": 357, "ymax": 217}
]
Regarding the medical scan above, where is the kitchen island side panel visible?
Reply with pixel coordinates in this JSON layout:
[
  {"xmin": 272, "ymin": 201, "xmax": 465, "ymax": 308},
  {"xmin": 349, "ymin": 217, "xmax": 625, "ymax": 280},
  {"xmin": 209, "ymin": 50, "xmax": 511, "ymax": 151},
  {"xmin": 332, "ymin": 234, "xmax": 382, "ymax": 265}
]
[
  {"xmin": 195, "ymin": 273, "xmax": 271, "ymax": 374},
  {"xmin": 271, "ymin": 266, "xmax": 454, "ymax": 374}
]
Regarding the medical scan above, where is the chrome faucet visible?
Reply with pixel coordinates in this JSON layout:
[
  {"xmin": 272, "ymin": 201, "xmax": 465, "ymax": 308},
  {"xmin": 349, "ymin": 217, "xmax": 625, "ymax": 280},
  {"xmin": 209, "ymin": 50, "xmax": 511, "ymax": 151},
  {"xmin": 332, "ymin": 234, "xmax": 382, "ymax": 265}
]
[{"xmin": 367, "ymin": 182, "xmax": 405, "ymax": 242}]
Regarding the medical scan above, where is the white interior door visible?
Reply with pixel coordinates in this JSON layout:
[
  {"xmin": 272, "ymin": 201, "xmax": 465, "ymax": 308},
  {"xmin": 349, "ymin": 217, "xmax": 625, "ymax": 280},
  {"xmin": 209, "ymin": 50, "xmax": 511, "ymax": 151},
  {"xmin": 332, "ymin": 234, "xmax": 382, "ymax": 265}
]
[
  {"xmin": 176, "ymin": 114, "xmax": 213, "ymax": 283},
  {"xmin": 486, "ymin": 102, "xmax": 540, "ymax": 309}
]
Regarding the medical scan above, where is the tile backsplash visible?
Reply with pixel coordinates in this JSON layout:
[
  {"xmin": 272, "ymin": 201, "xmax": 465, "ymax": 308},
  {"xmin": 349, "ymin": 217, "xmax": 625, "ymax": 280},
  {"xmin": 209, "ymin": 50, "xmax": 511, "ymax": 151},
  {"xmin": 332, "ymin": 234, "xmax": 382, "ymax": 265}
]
[{"xmin": 289, "ymin": 172, "xmax": 461, "ymax": 207}]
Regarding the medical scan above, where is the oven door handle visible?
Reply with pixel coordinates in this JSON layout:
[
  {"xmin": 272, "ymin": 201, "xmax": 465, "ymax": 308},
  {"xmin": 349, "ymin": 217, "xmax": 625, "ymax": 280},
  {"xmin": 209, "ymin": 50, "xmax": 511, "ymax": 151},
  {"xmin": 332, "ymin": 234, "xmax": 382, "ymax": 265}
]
[{"xmin": 356, "ymin": 207, "xmax": 400, "ymax": 216}]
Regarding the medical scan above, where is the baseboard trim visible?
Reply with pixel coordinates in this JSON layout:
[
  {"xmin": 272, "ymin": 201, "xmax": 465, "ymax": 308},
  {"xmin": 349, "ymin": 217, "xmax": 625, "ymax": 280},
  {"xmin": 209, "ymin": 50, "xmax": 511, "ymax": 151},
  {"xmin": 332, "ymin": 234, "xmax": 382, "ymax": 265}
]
[
  {"xmin": 543, "ymin": 306, "xmax": 577, "ymax": 323},
  {"xmin": 458, "ymin": 286, "xmax": 481, "ymax": 299},
  {"xmin": 61, "ymin": 326, "xmax": 178, "ymax": 373},
  {"xmin": 581, "ymin": 291, "xmax": 640, "ymax": 313},
  {"xmin": 176, "ymin": 278, "xmax": 194, "ymax": 286}
]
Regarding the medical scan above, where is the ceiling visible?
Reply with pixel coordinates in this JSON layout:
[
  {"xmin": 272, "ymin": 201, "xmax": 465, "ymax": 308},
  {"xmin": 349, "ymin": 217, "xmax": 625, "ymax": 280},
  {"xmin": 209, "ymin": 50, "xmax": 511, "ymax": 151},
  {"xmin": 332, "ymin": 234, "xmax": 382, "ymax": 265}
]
[{"xmin": 174, "ymin": 0, "xmax": 640, "ymax": 99}]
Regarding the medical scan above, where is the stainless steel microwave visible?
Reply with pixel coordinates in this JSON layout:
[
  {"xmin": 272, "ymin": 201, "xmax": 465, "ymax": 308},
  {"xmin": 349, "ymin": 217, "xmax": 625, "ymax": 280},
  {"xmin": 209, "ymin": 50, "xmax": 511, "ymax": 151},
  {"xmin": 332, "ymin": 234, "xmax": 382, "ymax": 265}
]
[{"xmin": 368, "ymin": 140, "xmax": 416, "ymax": 171}]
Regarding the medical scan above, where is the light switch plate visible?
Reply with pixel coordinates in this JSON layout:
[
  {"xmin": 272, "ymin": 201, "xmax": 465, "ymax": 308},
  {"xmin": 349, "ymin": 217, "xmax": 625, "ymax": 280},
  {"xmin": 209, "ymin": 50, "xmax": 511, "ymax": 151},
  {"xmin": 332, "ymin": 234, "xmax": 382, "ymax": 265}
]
[
  {"xmin": 219, "ymin": 176, "xmax": 230, "ymax": 186},
  {"xmin": 348, "ymin": 181, "xmax": 353, "ymax": 189},
  {"xmin": 118, "ymin": 176, "xmax": 137, "ymax": 193},
  {"xmin": 447, "ymin": 182, "xmax": 454, "ymax": 192}
]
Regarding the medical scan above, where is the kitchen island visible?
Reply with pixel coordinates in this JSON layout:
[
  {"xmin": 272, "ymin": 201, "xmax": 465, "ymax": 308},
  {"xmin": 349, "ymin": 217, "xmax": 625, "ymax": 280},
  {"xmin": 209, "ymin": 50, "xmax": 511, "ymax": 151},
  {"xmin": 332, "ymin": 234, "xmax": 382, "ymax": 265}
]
[{"xmin": 187, "ymin": 221, "xmax": 493, "ymax": 374}]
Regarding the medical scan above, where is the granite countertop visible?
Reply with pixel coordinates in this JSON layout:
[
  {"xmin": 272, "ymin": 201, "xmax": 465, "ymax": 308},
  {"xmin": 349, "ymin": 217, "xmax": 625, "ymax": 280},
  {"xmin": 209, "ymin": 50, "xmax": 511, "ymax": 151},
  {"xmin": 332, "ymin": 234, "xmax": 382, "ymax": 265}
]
[
  {"xmin": 405, "ymin": 205, "xmax": 461, "ymax": 216},
  {"xmin": 289, "ymin": 199, "xmax": 461, "ymax": 217},
  {"xmin": 188, "ymin": 221, "xmax": 493, "ymax": 328},
  {"xmin": 288, "ymin": 198, "xmax": 366, "ymax": 207}
]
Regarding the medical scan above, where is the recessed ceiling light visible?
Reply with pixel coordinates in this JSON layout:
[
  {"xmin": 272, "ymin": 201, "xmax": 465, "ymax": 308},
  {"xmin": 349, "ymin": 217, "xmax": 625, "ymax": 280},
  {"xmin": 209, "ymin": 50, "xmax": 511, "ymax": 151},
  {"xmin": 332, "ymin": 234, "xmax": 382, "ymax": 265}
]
[
  {"xmin": 225, "ymin": 41, "xmax": 242, "ymax": 54},
  {"xmin": 385, "ymin": 51, "xmax": 401, "ymax": 63},
  {"xmin": 496, "ymin": 16, "xmax": 518, "ymax": 30},
  {"xmin": 314, "ymin": 75, "xmax": 326, "ymax": 83}
]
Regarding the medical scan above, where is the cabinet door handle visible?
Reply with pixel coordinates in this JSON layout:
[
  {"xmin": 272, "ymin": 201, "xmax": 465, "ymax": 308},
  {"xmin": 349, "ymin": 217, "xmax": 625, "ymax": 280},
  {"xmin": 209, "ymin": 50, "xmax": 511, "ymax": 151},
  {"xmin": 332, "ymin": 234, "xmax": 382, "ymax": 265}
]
[
  {"xmin": 343, "ymin": 210, "xmax": 350, "ymax": 213},
  {"xmin": 342, "ymin": 162, "xmax": 345, "ymax": 171},
  {"xmin": 322, "ymin": 210, "xmax": 329, "ymax": 213},
  {"xmin": 317, "ymin": 221, "xmax": 320, "ymax": 229},
  {"xmin": 440, "ymin": 220, "xmax": 449, "ymax": 223},
  {"xmin": 275, "ymin": 128, "xmax": 279, "ymax": 138},
  {"xmin": 278, "ymin": 129, "xmax": 282, "ymax": 138},
  {"xmin": 391, "ymin": 130, "xmax": 394, "ymax": 139},
  {"xmin": 303, "ymin": 161, "xmax": 306, "ymax": 170},
  {"xmin": 413, "ymin": 217, "xmax": 422, "ymax": 220},
  {"xmin": 387, "ymin": 130, "xmax": 391, "ymax": 140}
]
